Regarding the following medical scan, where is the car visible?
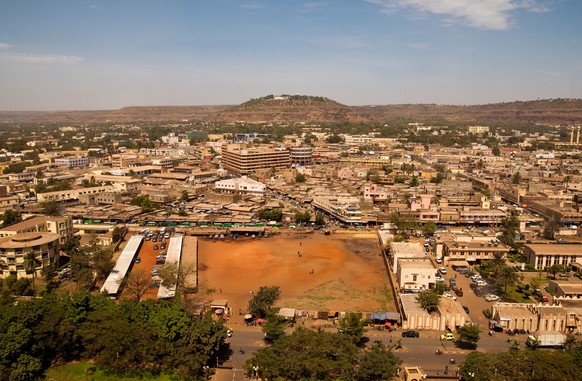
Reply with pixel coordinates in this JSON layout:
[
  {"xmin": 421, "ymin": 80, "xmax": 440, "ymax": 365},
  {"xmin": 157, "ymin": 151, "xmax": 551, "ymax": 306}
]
[
  {"xmin": 470, "ymin": 274, "xmax": 482, "ymax": 281},
  {"xmin": 475, "ymin": 280, "xmax": 488, "ymax": 287},
  {"xmin": 435, "ymin": 257, "xmax": 443, "ymax": 264},
  {"xmin": 160, "ymin": 242, "xmax": 167, "ymax": 249},
  {"xmin": 540, "ymin": 295, "xmax": 549, "ymax": 302},
  {"xmin": 559, "ymin": 273, "xmax": 571, "ymax": 278},
  {"xmin": 455, "ymin": 288, "xmax": 464, "ymax": 297},
  {"xmin": 134, "ymin": 257, "xmax": 141, "ymax": 263},
  {"xmin": 149, "ymin": 282, "xmax": 160, "ymax": 288},
  {"xmin": 443, "ymin": 293, "xmax": 457, "ymax": 301},
  {"xmin": 160, "ymin": 250, "xmax": 167, "ymax": 256},
  {"xmin": 401, "ymin": 330, "xmax": 420, "ymax": 338},
  {"xmin": 153, "ymin": 244, "xmax": 159, "ymax": 250},
  {"xmin": 558, "ymin": 238, "xmax": 567, "ymax": 243},
  {"xmin": 440, "ymin": 332, "xmax": 455, "ymax": 341},
  {"xmin": 152, "ymin": 236, "xmax": 158, "ymax": 242},
  {"xmin": 462, "ymin": 306, "xmax": 470, "ymax": 314},
  {"xmin": 485, "ymin": 294, "xmax": 500, "ymax": 302},
  {"xmin": 439, "ymin": 267, "xmax": 447, "ymax": 274}
]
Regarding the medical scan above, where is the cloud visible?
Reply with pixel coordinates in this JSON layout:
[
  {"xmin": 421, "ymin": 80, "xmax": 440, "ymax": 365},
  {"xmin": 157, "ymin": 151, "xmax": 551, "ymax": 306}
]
[
  {"xmin": 302, "ymin": 2, "xmax": 327, "ymax": 10},
  {"xmin": 366, "ymin": 0, "xmax": 549, "ymax": 30},
  {"xmin": 0, "ymin": 52, "xmax": 84, "ymax": 64},
  {"xmin": 0, "ymin": 42, "xmax": 11, "ymax": 50}
]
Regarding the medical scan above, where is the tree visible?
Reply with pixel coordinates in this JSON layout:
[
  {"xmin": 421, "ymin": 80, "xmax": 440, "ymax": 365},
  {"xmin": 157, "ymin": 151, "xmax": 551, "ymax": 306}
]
[
  {"xmin": 542, "ymin": 218, "xmax": 560, "ymax": 240},
  {"xmin": 0, "ymin": 210, "xmax": 22, "ymax": 227},
  {"xmin": 492, "ymin": 145, "xmax": 501, "ymax": 156},
  {"xmin": 180, "ymin": 190, "xmax": 189, "ymax": 201},
  {"xmin": 456, "ymin": 324, "xmax": 481, "ymax": 349},
  {"xmin": 315, "ymin": 212, "xmax": 325, "ymax": 226},
  {"xmin": 111, "ymin": 226, "xmax": 126, "ymax": 243},
  {"xmin": 248, "ymin": 286, "xmax": 281, "ymax": 318},
  {"xmin": 41, "ymin": 200, "xmax": 61, "ymax": 216},
  {"xmin": 337, "ymin": 312, "xmax": 367, "ymax": 343},
  {"xmin": 489, "ymin": 252, "xmax": 507, "ymax": 278},
  {"xmin": 130, "ymin": 195, "xmax": 155, "ymax": 213},
  {"xmin": 546, "ymin": 263, "xmax": 564, "ymax": 279},
  {"xmin": 416, "ymin": 290, "xmax": 439, "ymax": 314},
  {"xmin": 122, "ymin": 269, "xmax": 151, "ymax": 302},
  {"xmin": 422, "ymin": 221, "xmax": 437, "ymax": 237},
  {"xmin": 295, "ymin": 211, "xmax": 310, "ymax": 224},
  {"xmin": 23, "ymin": 251, "xmax": 41, "ymax": 296},
  {"xmin": 295, "ymin": 173, "xmax": 306, "ymax": 183},
  {"xmin": 499, "ymin": 215, "xmax": 519, "ymax": 247},
  {"xmin": 512, "ymin": 172, "xmax": 522, "ymax": 184},
  {"xmin": 355, "ymin": 341, "xmax": 401, "ymax": 381},
  {"xmin": 157, "ymin": 260, "xmax": 196, "ymax": 293},
  {"xmin": 409, "ymin": 176, "xmax": 419, "ymax": 188},
  {"xmin": 261, "ymin": 313, "xmax": 288, "ymax": 342},
  {"xmin": 498, "ymin": 265, "xmax": 518, "ymax": 294}
]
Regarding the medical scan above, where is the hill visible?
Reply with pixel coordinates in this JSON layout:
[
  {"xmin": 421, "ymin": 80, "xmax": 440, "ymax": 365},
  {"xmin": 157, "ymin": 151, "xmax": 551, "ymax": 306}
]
[{"xmin": 1, "ymin": 97, "xmax": 581, "ymax": 125}]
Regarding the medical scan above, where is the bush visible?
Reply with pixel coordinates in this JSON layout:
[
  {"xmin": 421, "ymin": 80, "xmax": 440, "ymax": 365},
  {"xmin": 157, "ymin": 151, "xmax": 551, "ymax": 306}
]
[{"xmin": 483, "ymin": 309, "xmax": 492, "ymax": 319}]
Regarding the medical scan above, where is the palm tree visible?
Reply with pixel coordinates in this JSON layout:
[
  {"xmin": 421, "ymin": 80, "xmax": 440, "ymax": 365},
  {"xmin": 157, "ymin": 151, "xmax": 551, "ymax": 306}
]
[
  {"xmin": 498, "ymin": 265, "xmax": 518, "ymax": 295},
  {"xmin": 23, "ymin": 251, "xmax": 42, "ymax": 296},
  {"xmin": 489, "ymin": 252, "xmax": 507, "ymax": 277}
]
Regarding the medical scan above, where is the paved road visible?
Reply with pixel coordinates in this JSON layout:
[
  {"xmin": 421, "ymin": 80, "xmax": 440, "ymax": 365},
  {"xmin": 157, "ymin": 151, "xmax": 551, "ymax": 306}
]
[{"xmin": 212, "ymin": 322, "xmax": 519, "ymax": 380}]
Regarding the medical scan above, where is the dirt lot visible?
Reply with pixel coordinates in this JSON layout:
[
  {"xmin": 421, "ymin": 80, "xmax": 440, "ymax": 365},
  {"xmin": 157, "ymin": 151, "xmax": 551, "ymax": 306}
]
[{"xmin": 194, "ymin": 232, "xmax": 395, "ymax": 316}]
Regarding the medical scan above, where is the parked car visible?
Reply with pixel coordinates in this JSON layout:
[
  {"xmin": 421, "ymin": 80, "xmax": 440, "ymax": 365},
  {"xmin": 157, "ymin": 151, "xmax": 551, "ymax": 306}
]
[
  {"xmin": 443, "ymin": 293, "xmax": 457, "ymax": 301},
  {"xmin": 134, "ymin": 257, "xmax": 141, "ymax": 263},
  {"xmin": 153, "ymin": 244, "xmax": 159, "ymax": 250},
  {"xmin": 475, "ymin": 280, "xmax": 488, "ymax": 287},
  {"xmin": 435, "ymin": 257, "xmax": 443, "ymax": 264},
  {"xmin": 455, "ymin": 288, "xmax": 464, "ymax": 297},
  {"xmin": 462, "ymin": 306, "xmax": 470, "ymax": 314},
  {"xmin": 440, "ymin": 332, "xmax": 455, "ymax": 341},
  {"xmin": 439, "ymin": 267, "xmax": 447, "ymax": 274},
  {"xmin": 485, "ymin": 294, "xmax": 500, "ymax": 302},
  {"xmin": 470, "ymin": 274, "xmax": 482, "ymax": 281},
  {"xmin": 401, "ymin": 330, "xmax": 420, "ymax": 338}
]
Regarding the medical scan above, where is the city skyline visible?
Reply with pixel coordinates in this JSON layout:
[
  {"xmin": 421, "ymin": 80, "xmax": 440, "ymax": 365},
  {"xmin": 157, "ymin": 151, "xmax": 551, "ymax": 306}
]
[{"xmin": 1, "ymin": 0, "xmax": 581, "ymax": 111}]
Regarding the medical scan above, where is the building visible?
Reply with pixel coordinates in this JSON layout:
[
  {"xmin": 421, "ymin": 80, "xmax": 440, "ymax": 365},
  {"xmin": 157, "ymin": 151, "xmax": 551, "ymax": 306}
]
[
  {"xmin": 215, "ymin": 176, "xmax": 266, "ymax": 195},
  {"xmin": 523, "ymin": 244, "xmax": 582, "ymax": 270},
  {"xmin": 222, "ymin": 144, "xmax": 290, "ymax": 174},
  {"xmin": 289, "ymin": 146, "xmax": 313, "ymax": 166},
  {"xmin": 0, "ymin": 215, "xmax": 73, "ymax": 245},
  {"xmin": 548, "ymin": 279, "xmax": 582, "ymax": 298},
  {"xmin": 442, "ymin": 239, "xmax": 509, "ymax": 264},
  {"xmin": 0, "ymin": 232, "xmax": 60, "ymax": 279},
  {"xmin": 54, "ymin": 156, "xmax": 89, "ymax": 169},
  {"xmin": 312, "ymin": 195, "xmax": 362, "ymax": 224},
  {"xmin": 468, "ymin": 125, "xmax": 490, "ymax": 134},
  {"xmin": 397, "ymin": 258, "xmax": 436, "ymax": 292},
  {"xmin": 388, "ymin": 242, "xmax": 427, "ymax": 273}
]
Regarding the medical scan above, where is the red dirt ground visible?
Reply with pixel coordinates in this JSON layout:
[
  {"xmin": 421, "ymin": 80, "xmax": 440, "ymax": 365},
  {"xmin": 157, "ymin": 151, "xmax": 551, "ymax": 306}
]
[{"xmin": 194, "ymin": 232, "xmax": 395, "ymax": 316}]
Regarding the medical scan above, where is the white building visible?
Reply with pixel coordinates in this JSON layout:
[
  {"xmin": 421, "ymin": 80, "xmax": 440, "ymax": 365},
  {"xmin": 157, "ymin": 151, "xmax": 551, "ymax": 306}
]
[
  {"xmin": 215, "ymin": 176, "xmax": 266, "ymax": 195},
  {"xmin": 397, "ymin": 258, "xmax": 436, "ymax": 292},
  {"xmin": 388, "ymin": 242, "xmax": 427, "ymax": 273},
  {"xmin": 54, "ymin": 156, "xmax": 89, "ymax": 169}
]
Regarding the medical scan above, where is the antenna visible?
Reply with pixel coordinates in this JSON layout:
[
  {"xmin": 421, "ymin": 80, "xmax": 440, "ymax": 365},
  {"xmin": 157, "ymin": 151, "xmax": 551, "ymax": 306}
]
[{"xmin": 572, "ymin": 72, "xmax": 575, "ymax": 99}]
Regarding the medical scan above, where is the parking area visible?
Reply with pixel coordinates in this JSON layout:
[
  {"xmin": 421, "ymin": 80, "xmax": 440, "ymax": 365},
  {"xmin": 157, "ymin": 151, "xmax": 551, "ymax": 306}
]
[{"xmin": 121, "ymin": 229, "xmax": 172, "ymax": 300}]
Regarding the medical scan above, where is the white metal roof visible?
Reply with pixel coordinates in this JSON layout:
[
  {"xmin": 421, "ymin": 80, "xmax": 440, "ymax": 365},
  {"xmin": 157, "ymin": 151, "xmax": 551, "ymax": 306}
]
[
  {"xmin": 157, "ymin": 235, "xmax": 183, "ymax": 299},
  {"xmin": 100, "ymin": 235, "xmax": 143, "ymax": 296}
]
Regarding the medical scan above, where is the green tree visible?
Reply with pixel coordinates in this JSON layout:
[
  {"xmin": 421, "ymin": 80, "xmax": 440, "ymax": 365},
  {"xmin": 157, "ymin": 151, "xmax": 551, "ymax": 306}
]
[
  {"xmin": 262, "ymin": 313, "xmax": 288, "ymax": 342},
  {"xmin": 248, "ymin": 286, "xmax": 281, "ymax": 318},
  {"xmin": 416, "ymin": 289, "xmax": 440, "ymax": 314},
  {"xmin": 546, "ymin": 263, "xmax": 564, "ymax": 279},
  {"xmin": 0, "ymin": 209, "xmax": 22, "ymax": 228},
  {"xmin": 498, "ymin": 265, "xmax": 518, "ymax": 294},
  {"xmin": 315, "ymin": 212, "xmax": 325, "ymax": 226},
  {"xmin": 122, "ymin": 269, "xmax": 151, "ymax": 302},
  {"xmin": 355, "ymin": 341, "xmax": 401, "ymax": 381},
  {"xmin": 512, "ymin": 172, "xmax": 522, "ymax": 184},
  {"xmin": 492, "ymin": 145, "xmax": 501, "ymax": 156},
  {"xmin": 456, "ymin": 324, "xmax": 481, "ymax": 349},
  {"xmin": 337, "ymin": 312, "xmax": 367, "ymax": 343},
  {"xmin": 542, "ymin": 218, "xmax": 560, "ymax": 240},
  {"xmin": 409, "ymin": 175, "xmax": 419, "ymax": 187},
  {"xmin": 180, "ymin": 189, "xmax": 189, "ymax": 201},
  {"xmin": 499, "ymin": 214, "xmax": 519, "ymax": 247},
  {"xmin": 23, "ymin": 251, "xmax": 41, "ymax": 296},
  {"xmin": 295, "ymin": 173, "xmax": 306, "ymax": 183},
  {"xmin": 489, "ymin": 252, "xmax": 507, "ymax": 277},
  {"xmin": 422, "ymin": 221, "xmax": 437, "ymax": 236},
  {"xmin": 41, "ymin": 200, "xmax": 61, "ymax": 216},
  {"xmin": 111, "ymin": 226, "xmax": 126, "ymax": 243},
  {"xmin": 294, "ymin": 211, "xmax": 311, "ymax": 224}
]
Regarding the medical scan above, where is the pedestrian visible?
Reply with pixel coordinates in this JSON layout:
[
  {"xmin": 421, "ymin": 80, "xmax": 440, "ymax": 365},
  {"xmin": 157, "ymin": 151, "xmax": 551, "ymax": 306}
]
[{"xmin": 220, "ymin": 288, "xmax": 222, "ymax": 293}]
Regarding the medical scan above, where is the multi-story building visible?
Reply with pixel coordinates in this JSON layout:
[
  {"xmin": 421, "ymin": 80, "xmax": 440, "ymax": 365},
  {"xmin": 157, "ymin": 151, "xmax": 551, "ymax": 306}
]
[
  {"xmin": 312, "ymin": 195, "xmax": 362, "ymax": 224},
  {"xmin": 36, "ymin": 186, "xmax": 116, "ymax": 203},
  {"xmin": 0, "ymin": 215, "xmax": 73, "ymax": 245},
  {"xmin": 222, "ymin": 144, "xmax": 290, "ymax": 174},
  {"xmin": 442, "ymin": 239, "xmax": 509, "ymax": 264},
  {"xmin": 289, "ymin": 146, "xmax": 313, "ymax": 166},
  {"xmin": 215, "ymin": 176, "xmax": 266, "ymax": 195},
  {"xmin": 397, "ymin": 258, "xmax": 437, "ymax": 292},
  {"xmin": 468, "ymin": 125, "xmax": 490, "ymax": 134},
  {"xmin": 0, "ymin": 232, "xmax": 60, "ymax": 279},
  {"xmin": 54, "ymin": 156, "xmax": 89, "ymax": 169}
]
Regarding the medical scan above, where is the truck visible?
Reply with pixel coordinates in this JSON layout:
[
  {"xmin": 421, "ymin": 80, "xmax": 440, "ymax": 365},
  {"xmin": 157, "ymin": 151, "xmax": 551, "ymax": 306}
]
[{"xmin": 526, "ymin": 332, "xmax": 567, "ymax": 348}]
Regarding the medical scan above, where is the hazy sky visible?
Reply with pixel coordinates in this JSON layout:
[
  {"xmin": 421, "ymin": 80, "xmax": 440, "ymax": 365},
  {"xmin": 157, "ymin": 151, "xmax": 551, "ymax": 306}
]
[{"xmin": 1, "ymin": 0, "xmax": 581, "ymax": 110}]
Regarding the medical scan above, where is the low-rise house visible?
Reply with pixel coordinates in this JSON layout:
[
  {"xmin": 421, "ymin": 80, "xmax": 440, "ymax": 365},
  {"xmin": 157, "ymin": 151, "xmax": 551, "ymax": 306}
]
[
  {"xmin": 397, "ymin": 258, "xmax": 436, "ymax": 292},
  {"xmin": 523, "ymin": 244, "xmax": 582, "ymax": 270}
]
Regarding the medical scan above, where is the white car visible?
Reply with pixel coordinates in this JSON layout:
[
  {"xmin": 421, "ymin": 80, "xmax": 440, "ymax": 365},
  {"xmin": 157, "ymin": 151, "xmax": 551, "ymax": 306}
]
[
  {"xmin": 475, "ymin": 280, "xmax": 488, "ymax": 287},
  {"xmin": 435, "ymin": 257, "xmax": 443, "ymax": 264},
  {"xmin": 485, "ymin": 294, "xmax": 500, "ymax": 302},
  {"xmin": 470, "ymin": 274, "xmax": 482, "ymax": 281},
  {"xmin": 439, "ymin": 267, "xmax": 447, "ymax": 274},
  {"xmin": 443, "ymin": 293, "xmax": 457, "ymax": 301}
]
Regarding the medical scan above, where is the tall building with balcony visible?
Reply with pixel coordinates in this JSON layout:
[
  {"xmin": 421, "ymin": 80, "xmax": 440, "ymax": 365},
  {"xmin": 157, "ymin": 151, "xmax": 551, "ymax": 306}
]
[
  {"xmin": 222, "ymin": 144, "xmax": 290, "ymax": 174},
  {"xmin": 290, "ymin": 146, "xmax": 313, "ymax": 166},
  {"xmin": 0, "ymin": 232, "xmax": 60, "ymax": 279}
]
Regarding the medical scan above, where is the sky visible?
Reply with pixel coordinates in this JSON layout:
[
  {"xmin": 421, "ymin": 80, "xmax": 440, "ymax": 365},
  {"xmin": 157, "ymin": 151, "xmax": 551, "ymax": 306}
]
[{"xmin": 0, "ymin": 0, "xmax": 581, "ymax": 111}]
